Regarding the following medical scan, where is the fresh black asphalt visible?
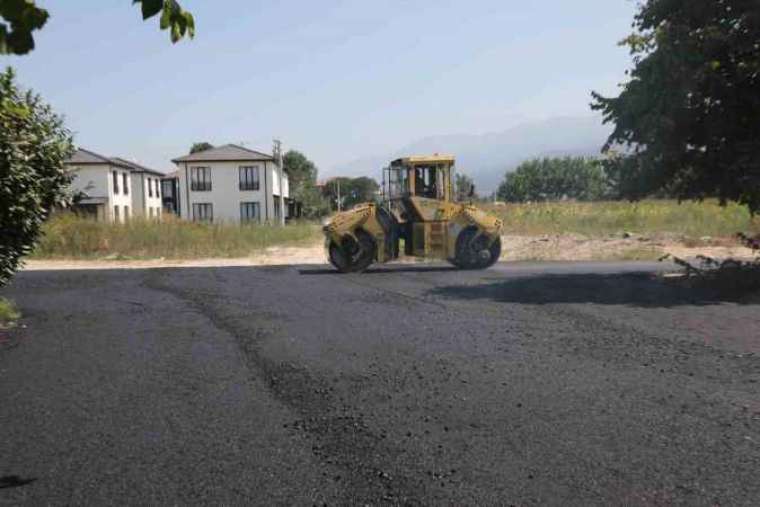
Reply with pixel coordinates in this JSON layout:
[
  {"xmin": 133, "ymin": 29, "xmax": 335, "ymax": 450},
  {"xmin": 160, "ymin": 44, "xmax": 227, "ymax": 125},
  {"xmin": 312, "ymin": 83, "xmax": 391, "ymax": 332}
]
[{"xmin": 1, "ymin": 262, "xmax": 759, "ymax": 505}]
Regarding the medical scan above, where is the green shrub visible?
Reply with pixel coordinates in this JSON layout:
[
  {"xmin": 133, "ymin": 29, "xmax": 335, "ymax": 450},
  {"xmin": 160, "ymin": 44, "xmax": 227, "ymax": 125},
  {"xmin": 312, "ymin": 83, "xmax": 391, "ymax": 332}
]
[
  {"xmin": 0, "ymin": 67, "xmax": 73, "ymax": 285},
  {"xmin": 0, "ymin": 297, "xmax": 20, "ymax": 327}
]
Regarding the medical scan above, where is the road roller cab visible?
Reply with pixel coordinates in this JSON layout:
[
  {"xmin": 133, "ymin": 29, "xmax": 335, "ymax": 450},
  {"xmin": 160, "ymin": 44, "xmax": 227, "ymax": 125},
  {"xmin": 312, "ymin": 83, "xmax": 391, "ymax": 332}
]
[{"xmin": 323, "ymin": 155, "xmax": 503, "ymax": 272}]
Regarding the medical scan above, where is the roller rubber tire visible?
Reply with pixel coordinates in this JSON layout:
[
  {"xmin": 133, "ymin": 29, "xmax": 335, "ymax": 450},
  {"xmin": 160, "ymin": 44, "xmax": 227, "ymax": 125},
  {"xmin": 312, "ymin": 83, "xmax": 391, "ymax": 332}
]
[
  {"xmin": 328, "ymin": 230, "xmax": 376, "ymax": 273},
  {"xmin": 451, "ymin": 228, "xmax": 501, "ymax": 270}
]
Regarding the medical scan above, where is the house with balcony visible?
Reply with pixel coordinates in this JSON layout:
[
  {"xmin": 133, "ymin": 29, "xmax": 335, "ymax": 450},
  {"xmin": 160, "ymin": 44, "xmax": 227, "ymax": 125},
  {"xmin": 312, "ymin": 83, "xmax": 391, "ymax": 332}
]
[
  {"xmin": 171, "ymin": 144, "xmax": 291, "ymax": 223},
  {"xmin": 64, "ymin": 148, "xmax": 134, "ymax": 222}
]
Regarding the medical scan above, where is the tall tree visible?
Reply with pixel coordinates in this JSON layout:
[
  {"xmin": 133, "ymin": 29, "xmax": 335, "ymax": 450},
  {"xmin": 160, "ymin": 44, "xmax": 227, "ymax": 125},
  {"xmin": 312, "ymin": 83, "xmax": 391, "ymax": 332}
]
[
  {"xmin": 283, "ymin": 150, "xmax": 329, "ymax": 218},
  {"xmin": 283, "ymin": 150, "xmax": 318, "ymax": 191},
  {"xmin": 189, "ymin": 142, "xmax": 214, "ymax": 154},
  {"xmin": 454, "ymin": 173, "xmax": 477, "ymax": 202},
  {"xmin": 0, "ymin": 0, "xmax": 194, "ymax": 55},
  {"xmin": 322, "ymin": 177, "xmax": 380, "ymax": 211},
  {"xmin": 0, "ymin": 68, "xmax": 74, "ymax": 285},
  {"xmin": 345, "ymin": 177, "xmax": 380, "ymax": 209},
  {"xmin": 592, "ymin": 0, "xmax": 760, "ymax": 213}
]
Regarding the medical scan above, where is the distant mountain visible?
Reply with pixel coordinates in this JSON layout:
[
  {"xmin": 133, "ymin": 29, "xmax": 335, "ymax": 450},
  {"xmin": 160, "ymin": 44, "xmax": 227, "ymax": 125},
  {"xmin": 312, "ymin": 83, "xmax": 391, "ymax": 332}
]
[{"xmin": 330, "ymin": 116, "xmax": 611, "ymax": 194}]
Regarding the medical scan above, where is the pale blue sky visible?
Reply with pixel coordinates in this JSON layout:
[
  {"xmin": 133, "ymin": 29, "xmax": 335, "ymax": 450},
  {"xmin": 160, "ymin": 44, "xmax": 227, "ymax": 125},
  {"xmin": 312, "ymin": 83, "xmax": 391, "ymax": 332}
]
[{"xmin": 6, "ymin": 1, "xmax": 638, "ymax": 174}]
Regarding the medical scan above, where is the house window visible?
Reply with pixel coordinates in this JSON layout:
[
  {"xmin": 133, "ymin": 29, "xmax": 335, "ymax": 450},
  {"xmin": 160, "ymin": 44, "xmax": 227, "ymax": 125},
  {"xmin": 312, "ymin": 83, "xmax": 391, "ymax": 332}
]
[
  {"xmin": 240, "ymin": 202, "xmax": 260, "ymax": 223},
  {"xmin": 192, "ymin": 203, "xmax": 213, "ymax": 222},
  {"xmin": 113, "ymin": 171, "xmax": 119, "ymax": 194},
  {"xmin": 273, "ymin": 196, "xmax": 281, "ymax": 219},
  {"xmin": 191, "ymin": 167, "xmax": 211, "ymax": 191},
  {"xmin": 156, "ymin": 180, "xmax": 161, "ymax": 198},
  {"xmin": 123, "ymin": 173, "xmax": 129, "ymax": 195},
  {"xmin": 148, "ymin": 178, "xmax": 153, "ymax": 197},
  {"xmin": 239, "ymin": 166, "xmax": 260, "ymax": 191},
  {"xmin": 124, "ymin": 205, "xmax": 129, "ymax": 219},
  {"xmin": 114, "ymin": 205, "xmax": 120, "ymax": 221}
]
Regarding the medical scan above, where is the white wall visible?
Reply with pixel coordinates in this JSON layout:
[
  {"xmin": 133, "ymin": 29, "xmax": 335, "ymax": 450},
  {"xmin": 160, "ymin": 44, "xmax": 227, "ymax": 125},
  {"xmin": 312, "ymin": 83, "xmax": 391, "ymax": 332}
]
[
  {"xmin": 110, "ymin": 168, "xmax": 132, "ymax": 222},
  {"xmin": 145, "ymin": 174, "xmax": 163, "ymax": 218},
  {"xmin": 132, "ymin": 173, "xmax": 163, "ymax": 218},
  {"xmin": 177, "ymin": 161, "xmax": 273, "ymax": 224},
  {"xmin": 270, "ymin": 165, "xmax": 289, "ymax": 198},
  {"xmin": 68, "ymin": 164, "xmax": 132, "ymax": 222},
  {"xmin": 69, "ymin": 165, "xmax": 109, "ymax": 198}
]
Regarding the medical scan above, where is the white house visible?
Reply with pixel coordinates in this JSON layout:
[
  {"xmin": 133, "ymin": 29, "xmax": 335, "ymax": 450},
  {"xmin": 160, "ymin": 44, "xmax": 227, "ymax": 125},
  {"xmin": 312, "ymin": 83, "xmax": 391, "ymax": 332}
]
[
  {"xmin": 171, "ymin": 144, "xmax": 290, "ymax": 224},
  {"xmin": 111, "ymin": 158, "xmax": 165, "ymax": 219},
  {"xmin": 65, "ymin": 148, "xmax": 134, "ymax": 222}
]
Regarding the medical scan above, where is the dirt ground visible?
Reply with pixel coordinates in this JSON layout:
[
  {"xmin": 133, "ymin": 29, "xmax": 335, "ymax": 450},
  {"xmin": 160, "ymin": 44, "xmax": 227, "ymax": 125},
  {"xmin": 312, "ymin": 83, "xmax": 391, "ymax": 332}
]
[
  {"xmin": 23, "ymin": 233, "xmax": 756, "ymax": 271},
  {"xmin": 500, "ymin": 233, "xmax": 757, "ymax": 262}
]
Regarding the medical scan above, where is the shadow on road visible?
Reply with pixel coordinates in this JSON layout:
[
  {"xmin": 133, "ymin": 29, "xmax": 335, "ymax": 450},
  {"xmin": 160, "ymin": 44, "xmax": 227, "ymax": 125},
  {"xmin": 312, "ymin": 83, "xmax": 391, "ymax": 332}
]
[
  {"xmin": 299, "ymin": 265, "xmax": 457, "ymax": 275},
  {"xmin": 427, "ymin": 271, "xmax": 755, "ymax": 307},
  {"xmin": 0, "ymin": 475, "xmax": 37, "ymax": 489}
]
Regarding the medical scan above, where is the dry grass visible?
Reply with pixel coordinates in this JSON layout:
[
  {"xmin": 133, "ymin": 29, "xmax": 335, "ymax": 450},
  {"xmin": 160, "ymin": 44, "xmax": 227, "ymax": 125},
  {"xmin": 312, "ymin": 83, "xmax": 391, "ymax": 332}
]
[
  {"xmin": 31, "ymin": 201, "xmax": 760, "ymax": 262},
  {"xmin": 32, "ymin": 214, "xmax": 323, "ymax": 260},
  {"xmin": 484, "ymin": 199, "xmax": 760, "ymax": 238}
]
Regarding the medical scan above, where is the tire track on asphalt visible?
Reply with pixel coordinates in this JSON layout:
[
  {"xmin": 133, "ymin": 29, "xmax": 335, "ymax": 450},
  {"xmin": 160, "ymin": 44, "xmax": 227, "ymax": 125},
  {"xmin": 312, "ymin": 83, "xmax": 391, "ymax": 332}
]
[{"xmin": 142, "ymin": 268, "xmax": 433, "ymax": 506}]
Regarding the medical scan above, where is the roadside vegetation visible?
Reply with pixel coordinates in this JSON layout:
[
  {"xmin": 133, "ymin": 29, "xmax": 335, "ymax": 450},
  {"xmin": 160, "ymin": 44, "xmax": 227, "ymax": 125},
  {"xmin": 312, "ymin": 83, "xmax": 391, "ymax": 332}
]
[
  {"xmin": 497, "ymin": 157, "xmax": 610, "ymax": 203},
  {"xmin": 32, "ymin": 214, "xmax": 322, "ymax": 260},
  {"xmin": 0, "ymin": 297, "xmax": 20, "ymax": 328},
  {"xmin": 485, "ymin": 200, "xmax": 759, "ymax": 239},
  {"xmin": 30, "ymin": 201, "xmax": 760, "ymax": 264}
]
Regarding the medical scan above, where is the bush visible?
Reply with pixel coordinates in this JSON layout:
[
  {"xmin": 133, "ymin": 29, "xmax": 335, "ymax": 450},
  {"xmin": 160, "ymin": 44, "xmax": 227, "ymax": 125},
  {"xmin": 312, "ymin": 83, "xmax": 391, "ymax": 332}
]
[
  {"xmin": 497, "ymin": 157, "xmax": 610, "ymax": 203},
  {"xmin": 0, "ymin": 67, "xmax": 73, "ymax": 285},
  {"xmin": 0, "ymin": 297, "xmax": 20, "ymax": 327}
]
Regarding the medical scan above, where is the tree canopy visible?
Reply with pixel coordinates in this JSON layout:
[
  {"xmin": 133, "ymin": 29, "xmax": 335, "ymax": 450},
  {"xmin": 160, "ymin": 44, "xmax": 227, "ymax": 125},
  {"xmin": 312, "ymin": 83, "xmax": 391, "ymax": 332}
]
[
  {"xmin": 592, "ymin": 0, "xmax": 760, "ymax": 213},
  {"xmin": 0, "ymin": 0, "xmax": 194, "ymax": 55},
  {"xmin": 283, "ymin": 150, "xmax": 318, "ymax": 192},
  {"xmin": 322, "ymin": 177, "xmax": 380, "ymax": 211},
  {"xmin": 497, "ymin": 157, "xmax": 610, "ymax": 203},
  {"xmin": 283, "ymin": 150, "xmax": 329, "ymax": 218},
  {"xmin": 189, "ymin": 142, "xmax": 214, "ymax": 154},
  {"xmin": 454, "ymin": 173, "xmax": 477, "ymax": 202},
  {"xmin": 0, "ymin": 68, "xmax": 73, "ymax": 285}
]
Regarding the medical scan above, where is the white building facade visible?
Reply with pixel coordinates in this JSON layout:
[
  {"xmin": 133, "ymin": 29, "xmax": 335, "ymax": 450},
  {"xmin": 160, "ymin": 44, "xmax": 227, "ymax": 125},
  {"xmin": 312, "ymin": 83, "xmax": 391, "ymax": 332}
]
[
  {"xmin": 172, "ymin": 144, "xmax": 289, "ymax": 224},
  {"xmin": 65, "ymin": 148, "xmax": 134, "ymax": 222},
  {"xmin": 112, "ymin": 158, "xmax": 165, "ymax": 219}
]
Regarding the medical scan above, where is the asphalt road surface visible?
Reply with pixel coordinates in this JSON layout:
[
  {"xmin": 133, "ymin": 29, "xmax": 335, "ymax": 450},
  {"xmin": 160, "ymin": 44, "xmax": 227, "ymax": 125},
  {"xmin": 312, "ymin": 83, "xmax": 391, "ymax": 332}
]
[{"xmin": 1, "ymin": 261, "xmax": 759, "ymax": 505}]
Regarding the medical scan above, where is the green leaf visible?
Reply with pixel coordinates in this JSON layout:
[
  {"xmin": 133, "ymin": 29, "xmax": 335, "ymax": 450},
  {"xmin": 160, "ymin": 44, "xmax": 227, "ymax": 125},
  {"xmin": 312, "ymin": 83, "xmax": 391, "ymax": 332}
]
[
  {"xmin": 141, "ymin": 0, "xmax": 163, "ymax": 20},
  {"xmin": 159, "ymin": 7, "xmax": 171, "ymax": 30},
  {"xmin": 184, "ymin": 12, "xmax": 195, "ymax": 38},
  {"xmin": 0, "ymin": 24, "xmax": 8, "ymax": 54},
  {"xmin": 0, "ymin": 1, "xmax": 49, "ymax": 54},
  {"xmin": 170, "ymin": 22, "xmax": 181, "ymax": 43},
  {"xmin": 6, "ymin": 28, "xmax": 35, "ymax": 54}
]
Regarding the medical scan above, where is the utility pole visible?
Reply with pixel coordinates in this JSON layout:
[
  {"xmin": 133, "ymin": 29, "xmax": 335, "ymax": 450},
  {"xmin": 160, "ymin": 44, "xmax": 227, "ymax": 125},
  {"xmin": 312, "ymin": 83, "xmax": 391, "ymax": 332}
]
[{"xmin": 273, "ymin": 139, "xmax": 286, "ymax": 226}]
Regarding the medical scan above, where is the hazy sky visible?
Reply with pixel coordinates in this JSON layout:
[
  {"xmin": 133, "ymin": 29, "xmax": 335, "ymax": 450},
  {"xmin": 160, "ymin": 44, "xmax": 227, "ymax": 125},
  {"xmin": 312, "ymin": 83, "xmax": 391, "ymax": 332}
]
[{"xmin": 6, "ymin": 1, "xmax": 638, "ymax": 174}]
